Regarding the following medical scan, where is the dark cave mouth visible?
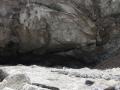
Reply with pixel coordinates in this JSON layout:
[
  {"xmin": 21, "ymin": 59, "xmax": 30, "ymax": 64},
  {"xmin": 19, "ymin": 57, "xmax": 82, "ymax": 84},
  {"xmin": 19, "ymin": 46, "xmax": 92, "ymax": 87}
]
[{"xmin": 0, "ymin": 53, "xmax": 98, "ymax": 69}]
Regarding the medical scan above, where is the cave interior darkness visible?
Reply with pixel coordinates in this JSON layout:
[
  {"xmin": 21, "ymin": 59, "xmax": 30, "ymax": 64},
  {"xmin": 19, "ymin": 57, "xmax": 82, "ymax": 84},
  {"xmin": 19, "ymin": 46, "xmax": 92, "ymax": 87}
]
[{"xmin": 0, "ymin": 52, "xmax": 98, "ymax": 69}]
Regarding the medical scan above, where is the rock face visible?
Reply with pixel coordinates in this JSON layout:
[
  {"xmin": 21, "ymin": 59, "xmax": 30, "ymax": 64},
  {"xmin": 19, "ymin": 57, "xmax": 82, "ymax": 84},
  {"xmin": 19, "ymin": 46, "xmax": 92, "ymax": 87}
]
[
  {"xmin": 0, "ymin": 0, "xmax": 120, "ymax": 62},
  {"xmin": 0, "ymin": 0, "xmax": 96, "ymax": 56}
]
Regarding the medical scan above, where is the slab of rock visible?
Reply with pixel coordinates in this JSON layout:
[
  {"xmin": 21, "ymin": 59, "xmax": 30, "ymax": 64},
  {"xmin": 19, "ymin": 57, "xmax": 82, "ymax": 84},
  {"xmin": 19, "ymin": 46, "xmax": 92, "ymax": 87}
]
[{"xmin": 0, "ymin": 74, "xmax": 31, "ymax": 90}]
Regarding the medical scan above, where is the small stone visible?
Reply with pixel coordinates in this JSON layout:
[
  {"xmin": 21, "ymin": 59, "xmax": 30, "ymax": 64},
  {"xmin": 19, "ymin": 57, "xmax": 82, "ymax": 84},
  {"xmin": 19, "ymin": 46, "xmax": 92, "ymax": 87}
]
[{"xmin": 85, "ymin": 80, "xmax": 94, "ymax": 86}]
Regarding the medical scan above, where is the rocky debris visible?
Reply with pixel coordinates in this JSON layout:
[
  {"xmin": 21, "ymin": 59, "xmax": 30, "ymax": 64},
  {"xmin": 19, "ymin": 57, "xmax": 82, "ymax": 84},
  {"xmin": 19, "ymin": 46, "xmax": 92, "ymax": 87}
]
[
  {"xmin": 52, "ymin": 68, "xmax": 120, "ymax": 81},
  {"xmin": 0, "ymin": 66, "xmax": 119, "ymax": 90}
]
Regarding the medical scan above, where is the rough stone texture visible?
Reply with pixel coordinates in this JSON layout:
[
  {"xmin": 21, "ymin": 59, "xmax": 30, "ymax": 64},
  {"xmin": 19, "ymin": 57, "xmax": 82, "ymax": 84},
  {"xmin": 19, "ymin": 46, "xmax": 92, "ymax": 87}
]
[
  {"xmin": 0, "ymin": 0, "xmax": 96, "ymax": 56},
  {"xmin": 0, "ymin": 66, "xmax": 120, "ymax": 90},
  {"xmin": 19, "ymin": 3, "xmax": 96, "ymax": 53},
  {"xmin": 0, "ymin": 0, "xmax": 120, "ymax": 63},
  {"xmin": 99, "ymin": 0, "xmax": 120, "ymax": 17}
]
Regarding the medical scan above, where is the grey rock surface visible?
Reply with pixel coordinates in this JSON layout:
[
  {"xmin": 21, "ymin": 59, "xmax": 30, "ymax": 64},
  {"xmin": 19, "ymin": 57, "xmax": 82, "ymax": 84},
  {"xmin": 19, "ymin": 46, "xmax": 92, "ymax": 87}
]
[
  {"xmin": 0, "ymin": 0, "xmax": 120, "ymax": 62},
  {"xmin": 99, "ymin": 0, "xmax": 120, "ymax": 17},
  {"xmin": 0, "ymin": 0, "xmax": 96, "ymax": 55}
]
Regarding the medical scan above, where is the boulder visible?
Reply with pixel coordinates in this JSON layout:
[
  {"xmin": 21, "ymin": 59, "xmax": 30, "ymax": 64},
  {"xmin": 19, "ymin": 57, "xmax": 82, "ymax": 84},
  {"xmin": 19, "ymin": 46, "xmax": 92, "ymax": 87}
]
[
  {"xmin": 0, "ymin": 0, "xmax": 97, "ymax": 56},
  {"xmin": 0, "ymin": 0, "xmax": 120, "ymax": 64},
  {"xmin": 0, "ymin": 74, "xmax": 31, "ymax": 90}
]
